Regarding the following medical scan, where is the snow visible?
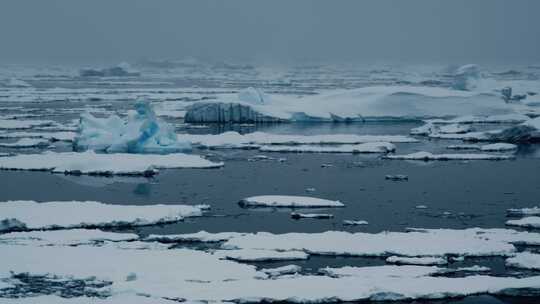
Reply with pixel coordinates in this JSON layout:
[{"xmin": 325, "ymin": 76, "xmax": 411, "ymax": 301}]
[
  {"xmin": 261, "ymin": 265, "xmax": 302, "ymax": 277},
  {"xmin": 0, "ymin": 294, "xmax": 176, "ymax": 304},
  {"xmin": 75, "ymin": 102, "xmax": 191, "ymax": 153},
  {"xmin": 386, "ymin": 256, "xmax": 448, "ymax": 266},
  {"xmin": 259, "ymin": 142, "xmax": 396, "ymax": 153},
  {"xmin": 182, "ymin": 131, "xmax": 417, "ymax": 149},
  {"xmin": 0, "ymin": 138, "xmax": 50, "ymax": 148},
  {"xmin": 239, "ymin": 195, "xmax": 345, "ymax": 208},
  {"xmin": 0, "ymin": 150, "xmax": 223, "ymax": 175},
  {"xmin": 290, "ymin": 212, "xmax": 334, "ymax": 219},
  {"xmin": 222, "ymin": 228, "xmax": 540, "ymax": 257},
  {"xmin": 0, "ymin": 119, "xmax": 54, "ymax": 130},
  {"xmin": 215, "ymin": 249, "xmax": 309, "ymax": 262},
  {"xmin": 507, "ymin": 207, "xmax": 540, "ymax": 216},
  {"xmin": 0, "ymin": 131, "xmax": 77, "ymax": 142},
  {"xmin": 0, "ymin": 229, "xmax": 138, "ymax": 246},
  {"xmin": 506, "ymin": 216, "xmax": 540, "ymax": 228},
  {"xmin": 343, "ymin": 220, "xmax": 369, "ymax": 226},
  {"xmin": 385, "ymin": 151, "xmax": 512, "ymax": 161},
  {"xmin": 506, "ymin": 252, "xmax": 540, "ymax": 270},
  {"xmin": 0, "ymin": 200, "xmax": 207, "ymax": 232}
]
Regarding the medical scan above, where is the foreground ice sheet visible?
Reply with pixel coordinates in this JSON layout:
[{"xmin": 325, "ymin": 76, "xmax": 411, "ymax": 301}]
[
  {"xmin": 0, "ymin": 201, "xmax": 207, "ymax": 232},
  {"xmin": 258, "ymin": 142, "xmax": 396, "ymax": 153},
  {"xmin": 506, "ymin": 216, "xmax": 540, "ymax": 228},
  {"xmin": 385, "ymin": 151, "xmax": 512, "ymax": 161},
  {"xmin": 75, "ymin": 102, "xmax": 190, "ymax": 153},
  {"xmin": 181, "ymin": 131, "xmax": 417, "ymax": 149},
  {"xmin": 239, "ymin": 195, "xmax": 345, "ymax": 208},
  {"xmin": 0, "ymin": 150, "xmax": 223, "ymax": 175}
]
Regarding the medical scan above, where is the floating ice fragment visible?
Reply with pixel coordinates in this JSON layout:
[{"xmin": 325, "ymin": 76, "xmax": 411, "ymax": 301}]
[
  {"xmin": 385, "ymin": 174, "xmax": 408, "ymax": 181},
  {"xmin": 343, "ymin": 220, "xmax": 369, "ymax": 226},
  {"xmin": 385, "ymin": 151, "xmax": 512, "ymax": 161},
  {"xmin": 215, "ymin": 249, "xmax": 309, "ymax": 262},
  {"xmin": 291, "ymin": 212, "xmax": 333, "ymax": 219},
  {"xmin": 507, "ymin": 207, "xmax": 540, "ymax": 216},
  {"xmin": 0, "ymin": 138, "xmax": 50, "ymax": 148},
  {"xmin": 506, "ymin": 252, "xmax": 540, "ymax": 270},
  {"xmin": 239, "ymin": 195, "xmax": 345, "ymax": 208},
  {"xmin": 386, "ymin": 256, "xmax": 448, "ymax": 266},
  {"xmin": 506, "ymin": 216, "xmax": 540, "ymax": 228}
]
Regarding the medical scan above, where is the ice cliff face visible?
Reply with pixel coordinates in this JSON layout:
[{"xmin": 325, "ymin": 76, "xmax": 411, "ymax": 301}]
[
  {"xmin": 74, "ymin": 102, "xmax": 191, "ymax": 153},
  {"xmin": 184, "ymin": 102, "xmax": 284, "ymax": 123}
]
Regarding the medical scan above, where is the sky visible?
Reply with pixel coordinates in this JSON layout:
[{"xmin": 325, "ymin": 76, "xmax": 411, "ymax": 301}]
[{"xmin": 0, "ymin": 0, "xmax": 539, "ymax": 65}]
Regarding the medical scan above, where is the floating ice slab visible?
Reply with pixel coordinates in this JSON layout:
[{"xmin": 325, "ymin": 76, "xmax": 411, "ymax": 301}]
[
  {"xmin": 182, "ymin": 131, "xmax": 417, "ymax": 149},
  {"xmin": 239, "ymin": 195, "xmax": 345, "ymax": 208},
  {"xmin": 0, "ymin": 294, "xmax": 178, "ymax": 304},
  {"xmin": 222, "ymin": 228, "xmax": 540, "ymax": 257},
  {"xmin": 290, "ymin": 212, "xmax": 334, "ymax": 219},
  {"xmin": 0, "ymin": 131, "xmax": 77, "ymax": 142},
  {"xmin": 385, "ymin": 151, "xmax": 512, "ymax": 161},
  {"xmin": 261, "ymin": 265, "xmax": 302, "ymax": 277},
  {"xmin": 427, "ymin": 113, "xmax": 530, "ymax": 124},
  {"xmin": 259, "ymin": 142, "xmax": 396, "ymax": 153},
  {"xmin": 145, "ymin": 231, "xmax": 248, "ymax": 243},
  {"xmin": 385, "ymin": 174, "xmax": 408, "ymax": 181},
  {"xmin": 480, "ymin": 143, "xmax": 518, "ymax": 151},
  {"xmin": 506, "ymin": 252, "xmax": 540, "ymax": 270},
  {"xmin": 386, "ymin": 256, "xmax": 448, "ymax": 266},
  {"xmin": 0, "ymin": 151, "xmax": 223, "ymax": 175},
  {"xmin": 0, "ymin": 138, "xmax": 50, "ymax": 148},
  {"xmin": 343, "ymin": 220, "xmax": 369, "ymax": 226},
  {"xmin": 0, "ymin": 119, "xmax": 54, "ymax": 130},
  {"xmin": 0, "ymin": 200, "xmax": 207, "ymax": 232},
  {"xmin": 215, "ymin": 249, "xmax": 309, "ymax": 262},
  {"xmin": 506, "ymin": 216, "xmax": 540, "ymax": 228},
  {"xmin": 507, "ymin": 207, "xmax": 540, "ymax": 216},
  {"xmin": 0, "ymin": 229, "xmax": 138, "ymax": 246},
  {"xmin": 438, "ymin": 124, "xmax": 473, "ymax": 134},
  {"xmin": 75, "ymin": 102, "xmax": 190, "ymax": 154}
]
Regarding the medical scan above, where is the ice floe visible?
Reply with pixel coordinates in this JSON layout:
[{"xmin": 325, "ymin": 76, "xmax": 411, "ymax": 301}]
[
  {"xmin": 290, "ymin": 212, "xmax": 333, "ymax": 219},
  {"xmin": 506, "ymin": 216, "xmax": 540, "ymax": 228},
  {"xmin": 0, "ymin": 138, "xmax": 50, "ymax": 148},
  {"xmin": 385, "ymin": 174, "xmax": 408, "ymax": 181},
  {"xmin": 144, "ymin": 231, "xmax": 248, "ymax": 243},
  {"xmin": 507, "ymin": 207, "xmax": 540, "ymax": 216},
  {"xmin": 506, "ymin": 252, "xmax": 540, "ymax": 270},
  {"xmin": 239, "ymin": 195, "xmax": 345, "ymax": 208},
  {"xmin": 343, "ymin": 220, "xmax": 369, "ymax": 226},
  {"xmin": 258, "ymin": 142, "xmax": 395, "ymax": 153},
  {"xmin": 0, "ymin": 229, "xmax": 138, "ymax": 246},
  {"xmin": 75, "ymin": 102, "xmax": 190, "ymax": 153},
  {"xmin": 0, "ymin": 150, "xmax": 222, "ymax": 175},
  {"xmin": 385, "ymin": 151, "xmax": 512, "ymax": 161},
  {"xmin": 0, "ymin": 200, "xmax": 207, "ymax": 232},
  {"xmin": 0, "ymin": 119, "xmax": 54, "ymax": 130},
  {"xmin": 0, "ymin": 131, "xmax": 77, "ymax": 142},
  {"xmin": 215, "ymin": 249, "xmax": 309, "ymax": 262},
  {"xmin": 386, "ymin": 256, "xmax": 448, "ymax": 266},
  {"xmin": 480, "ymin": 143, "xmax": 518, "ymax": 151},
  {"xmin": 487, "ymin": 116, "xmax": 540, "ymax": 143},
  {"xmin": 261, "ymin": 265, "xmax": 302, "ymax": 277}
]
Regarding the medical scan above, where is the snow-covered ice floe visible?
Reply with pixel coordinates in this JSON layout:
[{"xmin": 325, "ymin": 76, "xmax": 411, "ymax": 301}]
[
  {"xmin": 261, "ymin": 265, "xmax": 302, "ymax": 277},
  {"xmin": 185, "ymin": 86, "xmax": 526, "ymax": 123},
  {"xmin": 214, "ymin": 248, "xmax": 309, "ymax": 262},
  {"xmin": 506, "ymin": 217, "xmax": 540, "ymax": 229},
  {"xmin": 75, "ymin": 102, "xmax": 190, "ymax": 153},
  {"xmin": 239, "ymin": 195, "xmax": 345, "ymax": 208},
  {"xmin": 0, "ymin": 131, "xmax": 77, "ymax": 142},
  {"xmin": 385, "ymin": 151, "xmax": 513, "ymax": 161},
  {"xmin": 0, "ymin": 150, "xmax": 223, "ymax": 176},
  {"xmin": 506, "ymin": 252, "xmax": 540, "ymax": 270},
  {"xmin": 0, "ymin": 200, "xmax": 207, "ymax": 232},
  {"xmin": 427, "ymin": 113, "xmax": 531, "ymax": 124},
  {"xmin": 386, "ymin": 256, "xmax": 448, "ymax": 266},
  {"xmin": 290, "ymin": 212, "xmax": 334, "ymax": 219},
  {"xmin": 343, "ymin": 220, "xmax": 369, "ymax": 226},
  {"xmin": 0, "ymin": 229, "xmax": 138, "ymax": 246},
  {"xmin": 258, "ymin": 142, "xmax": 396, "ymax": 153},
  {"xmin": 0, "ymin": 119, "xmax": 54, "ymax": 130},
  {"xmin": 507, "ymin": 207, "xmax": 540, "ymax": 216},
  {"xmin": 181, "ymin": 131, "xmax": 417, "ymax": 149},
  {"xmin": 0, "ymin": 138, "xmax": 50, "ymax": 148},
  {"xmin": 447, "ymin": 143, "xmax": 517, "ymax": 152}
]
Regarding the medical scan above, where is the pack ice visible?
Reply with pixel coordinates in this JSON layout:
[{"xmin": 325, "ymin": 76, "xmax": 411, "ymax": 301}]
[{"xmin": 74, "ymin": 102, "xmax": 191, "ymax": 153}]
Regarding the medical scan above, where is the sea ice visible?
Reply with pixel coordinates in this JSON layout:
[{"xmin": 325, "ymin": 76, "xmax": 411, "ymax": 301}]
[
  {"xmin": 0, "ymin": 200, "xmax": 207, "ymax": 232},
  {"xmin": 506, "ymin": 216, "xmax": 540, "ymax": 228},
  {"xmin": 0, "ymin": 229, "xmax": 138, "ymax": 246},
  {"xmin": 480, "ymin": 143, "xmax": 518, "ymax": 151},
  {"xmin": 0, "ymin": 150, "xmax": 223, "ymax": 175},
  {"xmin": 0, "ymin": 131, "xmax": 77, "ymax": 142},
  {"xmin": 343, "ymin": 220, "xmax": 369, "ymax": 226},
  {"xmin": 385, "ymin": 151, "xmax": 512, "ymax": 161},
  {"xmin": 506, "ymin": 252, "xmax": 540, "ymax": 270},
  {"xmin": 261, "ymin": 265, "xmax": 302, "ymax": 277},
  {"xmin": 290, "ymin": 212, "xmax": 334, "ymax": 219},
  {"xmin": 214, "ymin": 249, "xmax": 309, "ymax": 262},
  {"xmin": 487, "ymin": 116, "xmax": 540, "ymax": 143},
  {"xmin": 507, "ymin": 207, "xmax": 540, "ymax": 216},
  {"xmin": 0, "ymin": 119, "xmax": 54, "ymax": 130},
  {"xmin": 239, "ymin": 195, "xmax": 345, "ymax": 208},
  {"xmin": 75, "ymin": 102, "xmax": 191, "ymax": 153},
  {"xmin": 0, "ymin": 138, "xmax": 50, "ymax": 148},
  {"xmin": 385, "ymin": 174, "xmax": 408, "ymax": 181},
  {"xmin": 259, "ymin": 142, "xmax": 396, "ymax": 153},
  {"xmin": 386, "ymin": 256, "xmax": 448, "ymax": 266}
]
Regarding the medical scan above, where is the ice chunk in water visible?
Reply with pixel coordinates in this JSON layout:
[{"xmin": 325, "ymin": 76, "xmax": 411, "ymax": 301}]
[{"xmin": 75, "ymin": 102, "xmax": 191, "ymax": 154}]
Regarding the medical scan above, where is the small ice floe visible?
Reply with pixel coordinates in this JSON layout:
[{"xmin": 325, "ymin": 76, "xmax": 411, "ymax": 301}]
[
  {"xmin": 428, "ymin": 130, "xmax": 494, "ymax": 141},
  {"xmin": 386, "ymin": 256, "xmax": 448, "ymax": 266},
  {"xmin": 75, "ymin": 102, "xmax": 191, "ymax": 154},
  {"xmin": 385, "ymin": 151, "xmax": 512, "ymax": 161},
  {"xmin": 215, "ymin": 249, "xmax": 309, "ymax": 262},
  {"xmin": 480, "ymin": 143, "xmax": 518, "ymax": 151},
  {"xmin": 410, "ymin": 123, "xmax": 437, "ymax": 136},
  {"xmin": 182, "ymin": 131, "xmax": 418, "ymax": 149},
  {"xmin": 0, "ymin": 138, "xmax": 50, "ymax": 148},
  {"xmin": 447, "ymin": 144, "xmax": 482, "ymax": 150},
  {"xmin": 343, "ymin": 220, "xmax": 368, "ymax": 226},
  {"xmin": 506, "ymin": 217, "xmax": 540, "ymax": 229},
  {"xmin": 0, "ymin": 119, "xmax": 54, "ymax": 130},
  {"xmin": 506, "ymin": 252, "xmax": 540, "ymax": 270},
  {"xmin": 261, "ymin": 265, "xmax": 302, "ymax": 277},
  {"xmin": 385, "ymin": 174, "xmax": 408, "ymax": 181},
  {"xmin": 258, "ymin": 142, "xmax": 396, "ymax": 154},
  {"xmin": 239, "ymin": 195, "xmax": 345, "ymax": 208},
  {"xmin": 0, "ymin": 150, "xmax": 223, "ymax": 176},
  {"xmin": 438, "ymin": 123, "xmax": 473, "ymax": 134},
  {"xmin": 321, "ymin": 163, "xmax": 334, "ymax": 168},
  {"xmin": 0, "ymin": 200, "xmax": 207, "ymax": 232},
  {"xmin": 507, "ymin": 207, "xmax": 540, "ymax": 216},
  {"xmin": 0, "ymin": 229, "xmax": 138, "ymax": 246},
  {"xmin": 145, "ymin": 231, "xmax": 248, "ymax": 243},
  {"xmin": 3, "ymin": 78, "xmax": 32, "ymax": 88},
  {"xmin": 415, "ymin": 205, "xmax": 428, "ymax": 209},
  {"xmin": 428, "ymin": 114, "xmax": 530, "ymax": 125},
  {"xmin": 291, "ymin": 212, "xmax": 333, "ymax": 219},
  {"xmin": 0, "ymin": 131, "xmax": 77, "ymax": 142},
  {"xmin": 248, "ymin": 154, "xmax": 270, "ymax": 161},
  {"xmin": 305, "ymin": 187, "xmax": 316, "ymax": 193}
]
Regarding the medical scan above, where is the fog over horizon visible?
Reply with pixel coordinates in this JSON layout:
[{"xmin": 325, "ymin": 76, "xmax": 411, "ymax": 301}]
[{"xmin": 1, "ymin": 0, "xmax": 539, "ymax": 66}]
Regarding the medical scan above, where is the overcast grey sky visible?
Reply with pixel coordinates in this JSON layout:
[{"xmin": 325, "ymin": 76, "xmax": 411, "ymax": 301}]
[{"xmin": 1, "ymin": 0, "xmax": 539, "ymax": 65}]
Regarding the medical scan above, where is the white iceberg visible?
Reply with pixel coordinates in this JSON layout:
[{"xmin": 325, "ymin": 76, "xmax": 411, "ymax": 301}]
[
  {"xmin": 75, "ymin": 102, "xmax": 191, "ymax": 154},
  {"xmin": 0, "ymin": 200, "xmax": 207, "ymax": 232},
  {"xmin": 506, "ymin": 252, "xmax": 540, "ymax": 270},
  {"xmin": 239, "ymin": 195, "xmax": 345, "ymax": 208},
  {"xmin": 506, "ymin": 216, "xmax": 540, "ymax": 229},
  {"xmin": 259, "ymin": 142, "xmax": 396, "ymax": 153},
  {"xmin": 0, "ymin": 150, "xmax": 222, "ymax": 176},
  {"xmin": 385, "ymin": 151, "xmax": 512, "ymax": 161},
  {"xmin": 452, "ymin": 64, "xmax": 481, "ymax": 91}
]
